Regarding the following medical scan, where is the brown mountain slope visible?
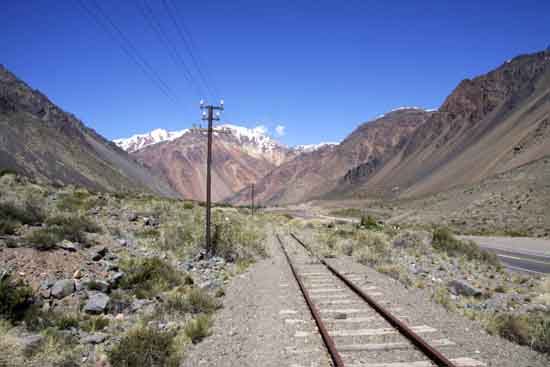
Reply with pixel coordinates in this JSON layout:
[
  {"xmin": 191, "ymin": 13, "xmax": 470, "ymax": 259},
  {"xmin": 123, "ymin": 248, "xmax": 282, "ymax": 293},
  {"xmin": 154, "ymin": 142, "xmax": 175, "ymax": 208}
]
[
  {"xmin": 229, "ymin": 108, "xmax": 431, "ymax": 205},
  {"xmin": 133, "ymin": 128, "xmax": 289, "ymax": 201},
  {"xmin": 0, "ymin": 65, "xmax": 178, "ymax": 197},
  {"xmin": 351, "ymin": 50, "xmax": 550, "ymax": 199}
]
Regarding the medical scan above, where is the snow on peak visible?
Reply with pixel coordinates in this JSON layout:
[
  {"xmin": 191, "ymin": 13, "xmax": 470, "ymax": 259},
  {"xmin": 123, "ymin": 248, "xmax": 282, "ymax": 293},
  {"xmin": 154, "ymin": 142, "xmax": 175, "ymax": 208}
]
[
  {"xmin": 114, "ymin": 128, "xmax": 188, "ymax": 152},
  {"xmin": 293, "ymin": 142, "xmax": 338, "ymax": 153},
  {"xmin": 217, "ymin": 124, "xmax": 284, "ymax": 152}
]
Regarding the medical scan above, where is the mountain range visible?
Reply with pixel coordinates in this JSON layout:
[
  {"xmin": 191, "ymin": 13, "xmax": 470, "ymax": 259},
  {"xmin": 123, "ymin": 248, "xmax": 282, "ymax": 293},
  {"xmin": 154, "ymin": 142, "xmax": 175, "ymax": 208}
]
[{"xmin": 2, "ymin": 49, "xmax": 549, "ymax": 209}]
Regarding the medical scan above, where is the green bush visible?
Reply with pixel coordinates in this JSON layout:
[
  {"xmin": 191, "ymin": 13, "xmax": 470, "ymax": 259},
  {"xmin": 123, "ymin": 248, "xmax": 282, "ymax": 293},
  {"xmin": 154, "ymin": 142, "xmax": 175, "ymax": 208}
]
[
  {"xmin": 164, "ymin": 288, "xmax": 220, "ymax": 316},
  {"xmin": 0, "ymin": 275, "xmax": 34, "ymax": 322},
  {"xmin": 0, "ymin": 169, "xmax": 18, "ymax": 177},
  {"xmin": 0, "ymin": 219, "xmax": 18, "ymax": 235},
  {"xmin": 108, "ymin": 326, "xmax": 181, "ymax": 367},
  {"xmin": 183, "ymin": 202, "xmax": 194, "ymax": 210},
  {"xmin": 56, "ymin": 190, "xmax": 99, "ymax": 212},
  {"xmin": 136, "ymin": 228, "xmax": 160, "ymax": 239},
  {"xmin": 0, "ymin": 201, "xmax": 44, "ymax": 225},
  {"xmin": 360, "ymin": 215, "xmax": 381, "ymax": 230},
  {"xmin": 184, "ymin": 315, "xmax": 212, "ymax": 344},
  {"xmin": 352, "ymin": 230, "xmax": 391, "ymax": 266},
  {"xmin": 210, "ymin": 212, "xmax": 266, "ymax": 260},
  {"xmin": 120, "ymin": 257, "xmax": 183, "ymax": 299},
  {"xmin": 25, "ymin": 228, "xmax": 59, "ymax": 250},
  {"xmin": 487, "ymin": 313, "xmax": 550, "ymax": 352},
  {"xmin": 25, "ymin": 215, "xmax": 101, "ymax": 249},
  {"xmin": 432, "ymin": 227, "xmax": 500, "ymax": 266}
]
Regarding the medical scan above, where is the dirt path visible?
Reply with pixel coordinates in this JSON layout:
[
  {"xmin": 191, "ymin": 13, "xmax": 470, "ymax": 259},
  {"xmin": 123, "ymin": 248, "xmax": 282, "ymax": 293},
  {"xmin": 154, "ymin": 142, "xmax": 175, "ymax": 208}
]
[{"xmin": 181, "ymin": 230, "xmax": 328, "ymax": 367}]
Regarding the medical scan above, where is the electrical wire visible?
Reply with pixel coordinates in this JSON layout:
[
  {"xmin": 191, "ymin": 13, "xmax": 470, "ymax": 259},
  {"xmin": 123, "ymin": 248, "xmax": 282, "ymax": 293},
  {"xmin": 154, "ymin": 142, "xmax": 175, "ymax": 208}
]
[{"xmin": 78, "ymin": 0, "xmax": 180, "ymax": 104}]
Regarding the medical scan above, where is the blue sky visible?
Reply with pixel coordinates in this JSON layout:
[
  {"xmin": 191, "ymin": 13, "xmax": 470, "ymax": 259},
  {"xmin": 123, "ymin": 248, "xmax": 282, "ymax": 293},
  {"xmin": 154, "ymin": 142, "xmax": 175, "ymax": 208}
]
[{"xmin": 2, "ymin": 1, "xmax": 549, "ymax": 146}]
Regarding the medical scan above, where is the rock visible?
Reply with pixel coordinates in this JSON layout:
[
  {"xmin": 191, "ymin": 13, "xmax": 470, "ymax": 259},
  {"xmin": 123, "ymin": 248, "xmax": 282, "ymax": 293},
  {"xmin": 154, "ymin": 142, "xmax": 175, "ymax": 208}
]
[
  {"xmin": 127, "ymin": 212, "xmax": 138, "ymax": 222},
  {"xmin": 81, "ymin": 333, "xmax": 107, "ymax": 344},
  {"xmin": 117, "ymin": 239, "xmax": 128, "ymax": 247},
  {"xmin": 115, "ymin": 313, "xmax": 124, "ymax": 321},
  {"xmin": 130, "ymin": 299, "xmax": 153, "ymax": 313},
  {"xmin": 108, "ymin": 272, "xmax": 124, "ymax": 286},
  {"xmin": 73, "ymin": 269, "xmax": 83, "ymax": 279},
  {"xmin": 84, "ymin": 279, "xmax": 110, "ymax": 292},
  {"xmin": 18, "ymin": 334, "xmax": 44, "ymax": 354},
  {"xmin": 84, "ymin": 293, "xmax": 110, "ymax": 314},
  {"xmin": 91, "ymin": 247, "xmax": 108, "ymax": 261},
  {"xmin": 59, "ymin": 240, "xmax": 79, "ymax": 252},
  {"xmin": 333, "ymin": 313, "xmax": 347, "ymax": 320},
  {"xmin": 143, "ymin": 217, "xmax": 159, "ymax": 227},
  {"xmin": 51, "ymin": 279, "xmax": 75, "ymax": 299},
  {"xmin": 448, "ymin": 280, "xmax": 482, "ymax": 297}
]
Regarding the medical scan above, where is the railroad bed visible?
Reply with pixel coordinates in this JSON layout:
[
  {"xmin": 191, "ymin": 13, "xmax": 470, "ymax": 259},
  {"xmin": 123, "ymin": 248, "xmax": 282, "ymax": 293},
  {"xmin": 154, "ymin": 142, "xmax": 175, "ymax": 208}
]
[{"xmin": 277, "ymin": 232, "xmax": 487, "ymax": 367}]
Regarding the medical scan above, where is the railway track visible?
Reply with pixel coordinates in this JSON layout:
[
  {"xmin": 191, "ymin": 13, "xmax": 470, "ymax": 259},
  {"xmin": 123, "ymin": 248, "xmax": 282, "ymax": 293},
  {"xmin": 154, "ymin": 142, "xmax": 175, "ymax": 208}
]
[{"xmin": 277, "ymin": 232, "xmax": 487, "ymax": 367}]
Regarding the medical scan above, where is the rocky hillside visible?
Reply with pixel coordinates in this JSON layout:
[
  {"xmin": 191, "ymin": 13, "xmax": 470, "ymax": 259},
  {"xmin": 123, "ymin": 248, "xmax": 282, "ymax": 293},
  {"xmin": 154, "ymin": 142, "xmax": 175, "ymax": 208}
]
[
  {"xmin": 229, "ymin": 108, "xmax": 431, "ymax": 205},
  {"xmin": 0, "ymin": 65, "xmax": 178, "ymax": 197},
  {"xmin": 352, "ymin": 50, "xmax": 550, "ymax": 199}
]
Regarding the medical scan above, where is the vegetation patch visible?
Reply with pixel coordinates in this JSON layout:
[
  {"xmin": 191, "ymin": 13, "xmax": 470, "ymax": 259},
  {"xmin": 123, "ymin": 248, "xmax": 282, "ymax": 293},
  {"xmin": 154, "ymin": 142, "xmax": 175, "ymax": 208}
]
[
  {"xmin": 0, "ymin": 274, "xmax": 33, "ymax": 322},
  {"xmin": 120, "ymin": 257, "xmax": 183, "ymax": 299},
  {"xmin": 487, "ymin": 312, "xmax": 550, "ymax": 353},
  {"xmin": 108, "ymin": 326, "xmax": 183, "ymax": 367},
  {"xmin": 0, "ymin": 201, "xmax": 44, "ymax": 226},
  {"xmin": 184, "ymin": 314, "xmax": 212, "ymax": 344},
  {"xmin": 432, "ymin": 227, "xmax": 500, "ymax": 267},
  {"xmin": 25, "ymin": 215, "xmax": 101, "ymax": 249}
]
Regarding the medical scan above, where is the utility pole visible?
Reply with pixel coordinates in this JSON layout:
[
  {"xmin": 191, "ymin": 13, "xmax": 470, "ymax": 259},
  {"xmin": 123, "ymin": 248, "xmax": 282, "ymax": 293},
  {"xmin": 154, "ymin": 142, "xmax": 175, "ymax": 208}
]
[
  {"xmin": 200, "ymin": 99, "xmax": 224, "ymax": 255},
  {"xmin": 251, "ymin": 183, "xmax": 255, "ymax": 216}
]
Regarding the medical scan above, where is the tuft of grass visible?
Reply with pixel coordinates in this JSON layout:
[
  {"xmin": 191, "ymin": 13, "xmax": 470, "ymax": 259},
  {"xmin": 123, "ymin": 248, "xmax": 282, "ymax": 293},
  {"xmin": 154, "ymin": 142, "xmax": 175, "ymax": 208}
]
[
  {"xmin": 119, "ymin": 257, "xmax": 183, "ymax": 299},
  {"xmin": 183, "ymin": 202, "xmax": 194, "ymax": 210},
  {"xmin": 108, "ymin": 326, "xmax": 181, "ymax": 367},
  {"xmin": 136, "ymin": 228, "xmax": 160, "ymax": 239},
  {"xmin": 56, "ymin": 189, "xmax": 99, "ymax": 212},
  {"xmin": 432, "ymin": 227, "xmax": 501, "ymax": 267},
  {"xmin": 24, "ymin": 228, "xmax": 59, "ymax": 250},
  {"xmin": 0, "ymin": 274, "xmax": 34, "ymax": 322},
  {"xmin": 329, "ymin": 208, "xmax": 363, "ymax": 218},
  {"xmin": 486, "ymin": 312, "xmax": 550, "ymax": 352},
  {"xmin": 80, "ymin": 315, "xmax": 110, "ymax": 333},
  {"xmin": 184, "ymin": 314, "xmax": 212, "ymax": 344},
  {"xmin": 432, "ymin": 287, "xmax": 455, "ymax": 311},
  {"xmin": 164, "ymin": 288, "xmax": 221, "ymax": 316}
]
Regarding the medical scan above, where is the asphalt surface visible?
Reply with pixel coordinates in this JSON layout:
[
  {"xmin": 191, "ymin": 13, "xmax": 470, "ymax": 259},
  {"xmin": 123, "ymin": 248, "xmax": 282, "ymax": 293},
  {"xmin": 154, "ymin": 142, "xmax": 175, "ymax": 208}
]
[{"xmin": 459, "ymin": 236, "xmax": 550, "ymax": 274}]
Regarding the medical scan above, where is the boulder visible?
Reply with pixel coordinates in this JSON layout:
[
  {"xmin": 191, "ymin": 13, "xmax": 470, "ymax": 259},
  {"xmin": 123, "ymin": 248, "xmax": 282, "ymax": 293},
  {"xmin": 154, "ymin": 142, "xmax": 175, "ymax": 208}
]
[
  {"xmin": 448, "ymin": 280, "xmax": 482, "ymax": 297},
  {"xmin": 51, "ymin": 279, "xmax": 75, "ymax": 299},
  {"xmin": 127, "ymin": 212, "xmax": 138, "ymax": 222},
  {"xmin": 84, "ymin": 293, "xmax": 110, "ymax": 314},
  {"xmin": 393, "ymin": 230, "xmax": 432, "ymax": 249}
]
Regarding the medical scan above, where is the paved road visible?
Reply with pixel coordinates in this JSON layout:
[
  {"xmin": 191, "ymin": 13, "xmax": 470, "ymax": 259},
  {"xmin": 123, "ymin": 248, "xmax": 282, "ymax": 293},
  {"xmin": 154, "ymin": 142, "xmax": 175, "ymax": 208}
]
[{"xmin": 460, "ymin": 236, "xmax": 550, "ymax": 274}]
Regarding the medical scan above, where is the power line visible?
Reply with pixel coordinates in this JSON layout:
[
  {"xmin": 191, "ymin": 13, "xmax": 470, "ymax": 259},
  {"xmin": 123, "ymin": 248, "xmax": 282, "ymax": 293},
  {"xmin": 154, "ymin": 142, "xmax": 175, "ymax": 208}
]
[
  {"xmin": 78, "ymin": 0, "xmax": 179, "ymax": 104},
  {"xmin": 162, "ymin": 0, "xmax": 221, "ymax": 100},
  {"xmin": 136, "ymin": 0, "xmax": 206, "ymax": 99}
]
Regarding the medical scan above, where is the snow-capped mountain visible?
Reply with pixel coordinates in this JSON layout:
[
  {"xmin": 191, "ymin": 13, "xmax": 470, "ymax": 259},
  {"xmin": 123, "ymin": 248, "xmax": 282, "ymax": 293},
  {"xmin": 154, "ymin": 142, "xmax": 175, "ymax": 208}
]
[
  {"xmin": 293, "ymin": 142, "xmax": 339, "ymax": 153},
  {"xmin": 114, "ymin": 128, "xmax": 189, "ymax": 153}
]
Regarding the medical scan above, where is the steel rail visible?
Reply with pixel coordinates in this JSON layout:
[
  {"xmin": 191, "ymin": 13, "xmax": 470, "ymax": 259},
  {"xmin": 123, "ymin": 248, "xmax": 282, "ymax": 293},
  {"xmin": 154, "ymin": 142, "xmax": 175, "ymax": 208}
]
[
  {"xmin": 289, "ymin": 232, "xmax": 458, "ymax": 367},
  {"xmin": 276, "ymin": 234, "xmax": 345, "ymax": 367}
]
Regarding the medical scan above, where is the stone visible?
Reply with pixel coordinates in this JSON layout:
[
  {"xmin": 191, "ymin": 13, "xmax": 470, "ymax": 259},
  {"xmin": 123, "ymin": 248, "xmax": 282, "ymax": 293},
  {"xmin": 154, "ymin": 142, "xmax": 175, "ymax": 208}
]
[
  {"xmin": 448, "ymin": 280, "xmax": 482, "ymax": 297},
  {"xmin": 127, "ymin": 212, "xmax": 138, "ymax": 222},
  {"xmin": 143, "ymin": 217, "xmax": 159, "ymax": 227},
  {"xmin": 91, "ymin": 247, "xmax": 108, "ymax": 261},
  {"xmin": 84, "ymin": 293, "xmax": 110, "ymax": 314},
  {"xmin": 84, "ymin": 279, "xmax": 110, "ymax": 292},
  {"xmin": 58, "ymin": 240, "xmax": 79, "ymax": 252},
  {"xmin": 73, "ymin": 269, "xmax": 83, "ymax": 279},
  {"xmin": 108, "ymin": 272, "xmax": 125, "ymax": 286},
  {"xmin": 18, "ymin": 334, "xmax": 44, "ymax": 354},
  {"xmin": 51, "ymin": 279, "xmax": 75, "ymax": 299},
  {"xmin": 117, "ymin": 239, "xmax": 128, "ymax": 247},
  {"xmin": 81, "ymin": 333, "xmax": 107, "ymax": 344}
]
